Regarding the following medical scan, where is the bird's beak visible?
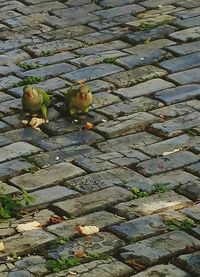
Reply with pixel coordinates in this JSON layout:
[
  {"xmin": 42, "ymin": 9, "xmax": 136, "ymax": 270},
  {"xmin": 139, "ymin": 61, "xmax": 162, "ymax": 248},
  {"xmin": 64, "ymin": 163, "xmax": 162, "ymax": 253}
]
[
  {"xmin": 27, "ymin": 91, "xmax": 33, "ymax": 98},
  {"xmin": 80, "ymin": 93, "xmax": 87, "ymax": 100}
]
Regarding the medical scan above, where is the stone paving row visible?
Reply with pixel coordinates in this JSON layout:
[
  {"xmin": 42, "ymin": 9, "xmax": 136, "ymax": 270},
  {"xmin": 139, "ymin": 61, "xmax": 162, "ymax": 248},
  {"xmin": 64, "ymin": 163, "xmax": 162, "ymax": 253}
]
[{"xmin": 0, "ymin": 0, "xmax": 200, "ymax": 276}]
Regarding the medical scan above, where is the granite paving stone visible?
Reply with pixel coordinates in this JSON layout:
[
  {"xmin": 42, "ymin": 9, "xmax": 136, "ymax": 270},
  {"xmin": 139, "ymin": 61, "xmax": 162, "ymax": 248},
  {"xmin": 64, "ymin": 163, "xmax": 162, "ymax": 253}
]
[
  {"xmin": 45, "ymin": 258, "xmax": 133, "ymax": 277},
  {"xmin": 110, "ymin": 214, "xmax": 167, "ymax": 242},
  {"xmin": 114, "ymin": 78, "xmax": 175, "ymax": 99},
  {"xmin": 177, "ymin": 0, "xmax": 200, "ymax": 9},
  {"xmin": 124, "ymin": 25, "xmax": 178, "ymax": 44},
  {"xmin": 160, "ymin": 53, "xmax": 200, "ymax": 73},
  {"xmin": 175, "ymin": 16, "xmax": 200, "ymax": 28},
  {"xmin": 154, "ymin": 84, "xmax": 200, "ymax": 104},
  {"xmin": 138, "ymin": 134, "xmax": 200, "ymax": 157},
  {"xmin": 20, "ymin": 63, "xmax": 77, "ymax": 78},
  {"xmin": 14, "ymin": 255, "xmax": 48, "ymax": 276},
  {"xmin": 169, "ymin": 27, "xmax": 200, "ymax": 42},
  {"xmin": 178, "ymin": 180, "xmax": 200, "ymax": 201},
  {"xmin": 1, "ymin": 0, "xmax": 200, "ymax": 273},
  {"xmin": 9, "ymin": 161, "xmax": 85, "ymax": 192},
  {"xmin": 112, "ymin": 190, "xmax": 192, "ymax": 219},
  {"xmin": 53, "ymin": 186, "xmax": 132, "ymax": 217},
  {"xmin": 70, "ymin": 50, "xmax": 127, "ymax": 67},
  {"xmin": 117, "ymin": 49, "xmax": 169, "ymax": 69},
  {"xmin": 142, "ymin": 0, "xmax": 178, "ymax": 8},
  {"xmin": 149, "ymin": 111, "xmax": 200, "ymax": 137},
  {"xmin": 0, "ymin": 128, "xmax": 48, "ymax": 148},
  {"xmin": 97, "ymin": 97, "xmax": 164, "ymax": 119},
  {"xmin": 37, "ymin": 130, "xmax": 104, "ymax": 151},
  {"xmin": 0, "ymin": 159, "xmax": 38, "ymax": 181},
  {"xmin": 47, "ymin": 211, "xmax": 123, "ymax": 238},
  {"xmin": 88, "ymin": 14, "xmax": 136, "ymax": 31},
  {"xmin": 94, "ymin": 5, "xmax": 145, "ymax": 18},
  {"xmin": 62, "ymin": 63, "xmax": 124, "ymax": 83},
  {"xmin": 74, "ymin": 40, "xmax": 131, "ymax": 55},
  {"xmin": 22, "ymin": 186, "xmax": 79, "ymax": 210},
  {"xmin": 131, "ymin": 264, "xmax": 191, "ymax": 277},
  {"xmin": 182, "ymin": 204, "xmax": 200, "ymax": 222},
  {"xmin": 124, "ymin": 39, "xmax": 176, "ymax": 55},
  {"xmin": 120, "ymin": 231, "xmax": 200, "ymax": 266},
  {"xmin": 136, "ymin": 151, "xmax": 199, "ymax": 176},
  {"xmin": 167, "ymin": 40, "xmax": 200, "ymax": 55},
  {"xmin": 24, "ymin": 39, "xmax": 84, "ymax": 57},
  {"xmin": 151, "ymin": 100, "xmax": 200, "ymax": 119},
  {"xmin": 76, "ymin": 26, "xmax": 130, "ymax": 45},
  {"xmin": 175, "ymin": 7, "xmax": 200, "ymax": 19},
  {"xmin": 64, "ymin": 171, "xmax": 121, "ymax": 193},
  {"xmin": 103, "ymin": 65, "xmax": 167, "ymax": 88},
  {"xmin": 48, "ymin": 232, "xmax": 124, "ymax": 260},
  {"xmin": 148, "ymin": 170, "xmax": 200, "ymax": 190},
  {"xmin": 173, "ymin": 251, "xmax": 200, "ymax": 275},
  {"xmin": 0, "ymin": 230, "xmax": 56, "ymax": 260},
  {"xmin": 167, "ymin": 67, "xmax": 200, "ymax": 85},
  {"xmin": 95, "ymin": 112, "xmax": 159, "ymax": 139},
  {"xmin": 25, "ymin": 145, "xmax": 100, "ymax": 168},
  {"xmin": 0, "ymin": 141, "xmax": 40, "ymax": 163},
  {"xmin": 97, "ymin": 132, "xmax": 161, "ymax": 152}
]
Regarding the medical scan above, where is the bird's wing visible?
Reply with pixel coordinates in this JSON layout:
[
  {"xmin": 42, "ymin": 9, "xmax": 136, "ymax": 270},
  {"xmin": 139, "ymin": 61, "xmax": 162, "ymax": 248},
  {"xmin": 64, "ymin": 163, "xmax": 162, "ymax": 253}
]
[
  {"xmin": 36, "ymin": 88, "xmax": 51, "ymax": 107},
  {"xmin": 64, "ymin": 87, "xmax": 78, "ymax": 104}
]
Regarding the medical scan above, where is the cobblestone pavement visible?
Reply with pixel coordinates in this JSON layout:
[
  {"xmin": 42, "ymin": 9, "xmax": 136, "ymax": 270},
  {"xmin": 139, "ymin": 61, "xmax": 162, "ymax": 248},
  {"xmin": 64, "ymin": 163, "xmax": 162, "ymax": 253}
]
[{"xmin": 0, "ymin": 0, "xmax": 200, "ymax": 276}]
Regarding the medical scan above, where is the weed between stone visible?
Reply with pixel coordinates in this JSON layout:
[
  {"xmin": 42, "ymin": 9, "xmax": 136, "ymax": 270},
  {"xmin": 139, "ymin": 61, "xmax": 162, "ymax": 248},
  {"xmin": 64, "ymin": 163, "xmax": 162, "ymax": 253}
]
[
  {"xmin": 15, "ymin": 76, "xmax": 46, "ymax": 87},
  {"xmin": 165, "ymin": 218, "xmax": 197, "ymax": 231},
  {"xmin": 0, "ymin": 189, "xmax": 35, "ymax": 219}
]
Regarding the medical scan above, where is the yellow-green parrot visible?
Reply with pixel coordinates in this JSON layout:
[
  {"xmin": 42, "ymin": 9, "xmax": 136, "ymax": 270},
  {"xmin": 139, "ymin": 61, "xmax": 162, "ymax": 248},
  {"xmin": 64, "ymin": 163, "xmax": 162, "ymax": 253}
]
[
  {"xmin": 22, "ymin": 85, "xmax": 51, "ymax": 120},
  {"xmin": 64, "ymin": 85, "xmax": 93, "ymax": 116}
]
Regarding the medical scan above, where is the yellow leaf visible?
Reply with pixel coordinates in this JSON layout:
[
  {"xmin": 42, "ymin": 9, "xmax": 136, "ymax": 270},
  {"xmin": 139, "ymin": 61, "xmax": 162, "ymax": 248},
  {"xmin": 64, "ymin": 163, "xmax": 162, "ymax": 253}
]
[
  {"xmin": 0, "ymin": 242, "xmax": 5, "ymax": 252},
  {"xmin": 16, "ymin": 221, "xmax": 42, "ymax": 232},
  {"xmin": 75, "ymin": 225, "xmax": 99, "ymax": 235}
]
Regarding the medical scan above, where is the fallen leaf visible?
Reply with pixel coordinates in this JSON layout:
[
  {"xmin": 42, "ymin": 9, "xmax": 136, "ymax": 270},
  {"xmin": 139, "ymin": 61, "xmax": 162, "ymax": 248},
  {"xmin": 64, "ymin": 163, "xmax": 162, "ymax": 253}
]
[
  {"xmin": 75, "ymin": 225, "xmax": 99, "ymax": 236},
  {"xmin": 126, "ymin": 259, "xmax": 146, "ymax": 269},
  {"xmin": 185, "ymin": 245, "xmax": 197, "ymax": 253},
  {"xmin": 21, "ymin": 117, "xmax": 46, "ymax": 130},
  {"xmin": 77, "ymin": 80, "xmax": 85, "ymax": 84},
  {"xmin": 0, "ymin": 242, "xmax": 5, "ymax": 252},
  {"xmin": 16, "ymin": 221, "xmax": 42, "ymax": 232},
  {"xmin": 163, "ymin": 148, "xmax": 182, "ymax": 156},
  {"xmin": 45, "ymin": 215, "xmax": 63, "ymax": 226},
  {"xmin": 69, "ymin": 272, "xmax": 78, "ymax": 275},
  {"xmin": 75, "ymin": 249, "xmax": 87, "ymax": 258},
  {"xmin": 83, "ymin": 122, "xmax": 94, "ymax": 130}
]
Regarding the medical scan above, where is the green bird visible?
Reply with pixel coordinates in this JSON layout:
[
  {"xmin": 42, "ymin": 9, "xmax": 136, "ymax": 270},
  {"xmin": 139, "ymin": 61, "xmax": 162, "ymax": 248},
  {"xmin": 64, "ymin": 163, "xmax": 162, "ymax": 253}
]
[
  {"xmin": 64, "ymin": 85, "xmax": 93, "ymax": 116},
  {"xmin": 22, "ymin": 85, "xmax": 51, "ymax": 120}
]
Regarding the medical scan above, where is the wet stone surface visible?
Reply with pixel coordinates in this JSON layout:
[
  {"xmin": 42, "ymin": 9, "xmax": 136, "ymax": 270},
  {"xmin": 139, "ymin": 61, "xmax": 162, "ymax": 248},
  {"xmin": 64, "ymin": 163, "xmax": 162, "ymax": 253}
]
[{"xmin": 1, "ymin": 0, "xmax": 200, "ymax": 276}]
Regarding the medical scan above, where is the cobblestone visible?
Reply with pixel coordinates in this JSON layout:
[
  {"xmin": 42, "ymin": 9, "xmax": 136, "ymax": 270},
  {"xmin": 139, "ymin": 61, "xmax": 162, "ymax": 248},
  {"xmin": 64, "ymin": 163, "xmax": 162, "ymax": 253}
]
[
  {"xmin": 149, "ymin": 111, "xmax": 200, "ymax": 137},
  {"xmin": 46, "ymin": 258, "xmax": 133, "ymax": 277},
  {"xmin": 53, "ymin": 187, "xmax": 132, "ymax": 217},
  {"xmin": 120, "ymin": 230, "xmax": 200, "ymax": 266},
  {"xmin": 103, "ymin": 65, "xmax": 167, "ymax": 88},
  {"xmin": 1, "ymin": 1, "xmax": 200, "ymax": 275},
  {"xmin": 10, "ymin": 161, "xmax": 85, "ymax": 192},
  {"xmin": 113, "ymin": 190, "xmax": 192, "ymax": 219}
]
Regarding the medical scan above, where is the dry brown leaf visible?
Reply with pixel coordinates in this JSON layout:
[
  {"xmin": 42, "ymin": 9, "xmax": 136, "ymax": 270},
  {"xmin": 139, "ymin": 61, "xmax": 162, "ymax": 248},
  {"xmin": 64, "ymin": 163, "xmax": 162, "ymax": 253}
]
[
  {"xmin": 77, "ymin": 80, "xmax": 86, "ymax": 84},
  {"xmin": 83, "ymin": 122, "xmax": 94, "ymax": 130},
  {"xmin": 45, "ymin": 215, "xmax": 63, "ymax": 226},
  {"xmin": 75, "ymin": 225, "xmax": 99, "ymax": 235},
  {"xmin": 126, "ymin": 259, "xmax": 146, "ymax": 269},
  {"xmin": 75, "ymin": 249, "xmax": 87, "ymax": 258},
  {"xmin": 16, "ymin": 221, "xmax": 42, "ymax": 232},
  {"xmin": 0, "ymin": 242, "xmax": 5, "ymax": 252}
]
